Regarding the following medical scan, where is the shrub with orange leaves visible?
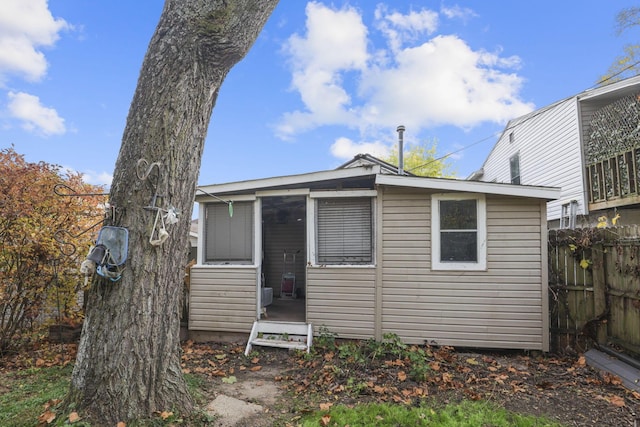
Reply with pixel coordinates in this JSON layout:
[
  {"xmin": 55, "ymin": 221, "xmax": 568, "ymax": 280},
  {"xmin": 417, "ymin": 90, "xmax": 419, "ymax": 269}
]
[{"xmin": 0, "ymin": 147, "xmax": 105, "ymax": 355}]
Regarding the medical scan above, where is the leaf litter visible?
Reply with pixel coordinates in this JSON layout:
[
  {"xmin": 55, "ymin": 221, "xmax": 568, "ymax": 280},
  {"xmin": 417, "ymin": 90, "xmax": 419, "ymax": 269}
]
[{"xmin": 3, "ymin": 340, "xmax": 639, "ymax": 426}]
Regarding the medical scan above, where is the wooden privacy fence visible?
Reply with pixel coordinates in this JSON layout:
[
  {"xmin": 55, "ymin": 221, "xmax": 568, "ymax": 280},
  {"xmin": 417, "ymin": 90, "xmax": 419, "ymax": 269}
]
[{"xmin": 548, "ymin": 226, "xmax": 640, "ymax": 355}]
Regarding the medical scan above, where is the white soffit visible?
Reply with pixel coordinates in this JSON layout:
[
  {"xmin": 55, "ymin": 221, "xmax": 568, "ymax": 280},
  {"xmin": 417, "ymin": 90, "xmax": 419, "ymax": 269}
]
[
  {"xmin": 376, "ymin": 174, "xmax": 560, "ymax": 200},
  {"xmin": 196, "ymin": 165, "xmax": 381, "ymax": 201}
]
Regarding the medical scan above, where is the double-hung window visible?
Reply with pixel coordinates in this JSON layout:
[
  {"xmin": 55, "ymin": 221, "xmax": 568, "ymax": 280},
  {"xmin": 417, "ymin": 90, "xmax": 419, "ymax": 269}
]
[
  {"xmin": 431, "ymin": 194, "xmax": 486, "ymax": 271},
  {"xmin": 316, "ymin": 197, "xmax": 373, "ymax": 265},
  {"xmin": 560, "ymin": 200, "xmax": 578, "ymax": 229},
  {"xmin": 204, "ymin": 201, "xmax": 254, "ymax": 264}
]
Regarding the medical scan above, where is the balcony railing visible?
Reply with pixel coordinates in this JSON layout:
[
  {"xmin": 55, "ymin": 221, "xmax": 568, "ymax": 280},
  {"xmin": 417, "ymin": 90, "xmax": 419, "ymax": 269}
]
[{"xmin": 586, "ymin": 147, "xmax": 640, "ymax": 209}]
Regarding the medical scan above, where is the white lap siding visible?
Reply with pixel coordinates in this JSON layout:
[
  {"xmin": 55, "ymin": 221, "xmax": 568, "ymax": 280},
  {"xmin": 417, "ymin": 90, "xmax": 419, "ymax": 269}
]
[
  {"xmin": 189, "ymin": 266, "xmax": 257, "ymax": 332},
  {"xmin": 306, "ymin": 267, "xmax": 376, "ymax": 339},
  {"xmin": 381, "ymin": 189, "xmax": 547, "ymax": 351}
]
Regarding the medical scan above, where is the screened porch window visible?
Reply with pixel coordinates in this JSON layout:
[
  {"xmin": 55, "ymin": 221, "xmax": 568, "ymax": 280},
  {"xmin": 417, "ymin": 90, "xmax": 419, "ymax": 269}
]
[
  {"xmin": 316, "ymin": 197, "xmax": 372, "ymax": 265},
  {"xmin": 204, "ymin": 201, "xmax": 253, "ymax": 264},
  {"xmin": 431, "ymin": 194, "xmax": 486, "ymax": 271}
]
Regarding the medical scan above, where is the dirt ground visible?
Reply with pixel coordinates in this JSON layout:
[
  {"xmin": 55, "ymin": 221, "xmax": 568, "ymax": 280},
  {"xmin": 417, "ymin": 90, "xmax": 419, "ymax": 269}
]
[
  {"xmin": 3, "ymin": 341, "xmax": 639, "ymax": 426},
  {"xmin": 183, "ymin": 341, "xmax": 640, "ymax": 427}
]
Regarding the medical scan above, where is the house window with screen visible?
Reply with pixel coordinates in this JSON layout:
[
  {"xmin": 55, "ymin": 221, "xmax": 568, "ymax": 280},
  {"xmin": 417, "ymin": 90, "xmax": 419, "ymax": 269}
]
[
  {"xmin": 431, "ymin": 194, "xmax": 486, "ymax": 271},
  {"xmin": 560, "ymin": 200, "xmax": 578, "ymax": 229},
  {"xmin": 510, "ymin": 153, "xmax": 521, "ymax": 185},
  {"xmin": 316, "ymin": 197, "xmax": 373, "ymax": 265},
  {"xmin": 204, "ymin": 201, "xmax": 253, "ymax": 264}
]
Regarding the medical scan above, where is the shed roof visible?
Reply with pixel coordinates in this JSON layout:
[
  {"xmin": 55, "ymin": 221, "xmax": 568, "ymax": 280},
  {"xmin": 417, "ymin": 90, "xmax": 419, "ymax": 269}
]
[{"xmin": 197, "ymin": 157, "xmax": 560, "ymax": 202}]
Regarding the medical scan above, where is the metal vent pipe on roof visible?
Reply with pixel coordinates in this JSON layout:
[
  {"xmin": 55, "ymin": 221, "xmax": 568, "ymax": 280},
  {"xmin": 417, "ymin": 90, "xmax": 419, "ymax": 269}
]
[{"xmin": 396, "ymin": 125, "xmax": 405, "ymax": 175}]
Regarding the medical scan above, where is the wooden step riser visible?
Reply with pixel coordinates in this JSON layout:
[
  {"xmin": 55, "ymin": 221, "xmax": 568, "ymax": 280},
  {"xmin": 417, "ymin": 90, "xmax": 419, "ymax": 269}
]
[{"xmin": 245, "ymin": 321, "xmax": 313, "ymax": 355}]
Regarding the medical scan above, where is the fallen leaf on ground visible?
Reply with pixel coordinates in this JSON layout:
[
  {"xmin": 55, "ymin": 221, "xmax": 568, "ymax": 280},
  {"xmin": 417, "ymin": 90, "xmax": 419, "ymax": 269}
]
[
  {"xmin": 44, "ymin": 399, "xmax": 62, "ymax": 410},
  {"xmin": 222, "ymin": 375, "xmax": 237, "ymax": 384},
  {"xmin": 160, "ymin": 411, "xmax": 173, "ymax": 420},
  {"xmin": 374, "ymin": 385, "xmax": 386, "ymax": 393},
  {"xmin": 609, "ymin": 395, "xmax": 626, "ymax": 407},
  {"xmin": 38, "ymin": 410, "xmax": 56, "ymax": 424},
  {"xmin": 603, "ymin": 373, "xmax": 622, "ymax": 385}
]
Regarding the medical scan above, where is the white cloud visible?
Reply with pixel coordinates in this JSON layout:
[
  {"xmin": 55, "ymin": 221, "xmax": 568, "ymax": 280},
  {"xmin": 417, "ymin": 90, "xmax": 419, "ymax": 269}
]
[
  {"xmin": 0, "ymin": 0, "xmax": 70, "ymax": 83},
  {"xmin": 82, "ymin": 170, "xmax": 113, "ymax": 187},
  {"xmin": 7, "ymin": 91, "xmax": 65, "ymax": 135},
  {"xmin": 374, "ymin": 4, "xmax": 439, "ymax": 52},
  {"xmin": 360, "ymin": 35, "xmax": 532, "ymax": 129},
  {"xmin": 330, "ymin": 136, "xmax": 390, "ymax": 160},
  {"xmin": 440, "ymin": 4, "xmax": 478, "ymax": 22},
  {"xmin": 62, "ymin": 165, "xmax": 112, "ymax": 187},
  {"xmin": 276, "ymin": 1, "xmax": 368, "ymax": 138},
  {"xmin": 277, "ymin": 3, "xmax": 535, "ymax": 160}
]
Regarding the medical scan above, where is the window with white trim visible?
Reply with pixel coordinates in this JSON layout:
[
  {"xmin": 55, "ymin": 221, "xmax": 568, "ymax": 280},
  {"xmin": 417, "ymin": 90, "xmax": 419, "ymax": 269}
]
[
  {"xmin": 431, "ymin": 194, "xmax": 486, "ymax": 271},
  {"xmin": 316, "ymin": 197, "xmax": 373, "ymax": 265},
  {"xmin": 510, "ymin": 153, "xmax": 521, "ymax": 185},
  {"xmin": 560, "ymin": 200, "xmax": 578, "ymax": 229},
  {"xmin": 204, "ymin": 201, "xmax": 253, "ymax": 264}
]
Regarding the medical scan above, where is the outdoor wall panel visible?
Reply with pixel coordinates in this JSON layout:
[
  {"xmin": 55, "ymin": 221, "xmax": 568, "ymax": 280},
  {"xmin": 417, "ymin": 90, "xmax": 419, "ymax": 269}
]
[
  {"xmin": 481, "ymin": 98, "xmax": 585, "ymax": 221},
  {"xmin": 380, "ymin": 189, "xmax": 546, "ymax": 350},
  {"xmin": 189, "ymin": 266, "xmax": 257, "ymax": 332},
  {"xmin": 306, "ymin": 267, "xmax": 375, "ymax": 339}
]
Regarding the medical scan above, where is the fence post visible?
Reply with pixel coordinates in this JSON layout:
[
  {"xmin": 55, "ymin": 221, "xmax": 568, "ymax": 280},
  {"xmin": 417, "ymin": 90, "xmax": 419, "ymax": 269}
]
[{"xmin": 591, "ymin": 241, "xmax": 607, "ymax": 344}]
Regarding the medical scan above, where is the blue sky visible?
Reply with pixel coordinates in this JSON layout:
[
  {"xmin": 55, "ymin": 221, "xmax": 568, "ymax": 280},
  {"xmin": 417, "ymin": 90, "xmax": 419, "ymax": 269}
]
[{"xmin": 1, "ymin": 1, "xmax": 638, "ymax": 187}]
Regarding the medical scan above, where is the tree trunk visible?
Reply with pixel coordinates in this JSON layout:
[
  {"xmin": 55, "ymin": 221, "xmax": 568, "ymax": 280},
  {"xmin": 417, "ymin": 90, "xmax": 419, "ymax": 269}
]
[{"xmin": 67, "ymin": 0, "xmax": 279, "ymax": 423}]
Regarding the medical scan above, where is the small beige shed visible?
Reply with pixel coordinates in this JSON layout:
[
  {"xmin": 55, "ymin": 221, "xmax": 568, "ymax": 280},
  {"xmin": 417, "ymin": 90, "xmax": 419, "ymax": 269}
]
[{"xmin": 190, "ymin": 158, "xmax": 560, "ymax": 351}]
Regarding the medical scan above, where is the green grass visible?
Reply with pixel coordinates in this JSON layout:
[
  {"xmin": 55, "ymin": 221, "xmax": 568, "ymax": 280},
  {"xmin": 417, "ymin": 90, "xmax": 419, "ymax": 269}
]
[
  {"xmin": 0, "ymin": 366, "xmax": 216, "ymax": 427},
  {"xmin": 0, "ymin": 363, "xmax": 563, "ymax": 427},
  {"xmin": 0, "ymin": 365, "xmax": 72, "ymax": 427},
  {"xmin": 300, "ymin": 400, "xmax": 564, "ymax": 427}
]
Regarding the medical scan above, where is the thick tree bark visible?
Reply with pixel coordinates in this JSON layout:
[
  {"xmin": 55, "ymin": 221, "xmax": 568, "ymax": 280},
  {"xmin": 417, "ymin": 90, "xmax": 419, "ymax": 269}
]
[{"xmin": 67, "ymin": 0, "xmax": 279, "ymax": 423}]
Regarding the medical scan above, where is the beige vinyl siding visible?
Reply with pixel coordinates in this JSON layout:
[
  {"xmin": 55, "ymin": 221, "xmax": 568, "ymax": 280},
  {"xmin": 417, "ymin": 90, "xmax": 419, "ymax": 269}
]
[
  {"xmin": 481, "ymin": 98, "xmax": 586, "ymax": 221},
  {"xmin": 306, "ymin": 267, "xmax": 375, "ymax": 339},
  {"xmin": 189, "ymin": 266, "xmax": 257, "ymax": 332},
  {"xmin": 380, "ymin": 189, "xmax": 546, "ymax": 350}
]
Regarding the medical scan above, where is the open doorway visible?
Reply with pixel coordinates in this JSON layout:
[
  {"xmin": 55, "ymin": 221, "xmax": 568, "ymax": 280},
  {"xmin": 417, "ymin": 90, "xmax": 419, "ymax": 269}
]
[{"xmin": 261, "ymin": 196, "xmax": 306, "ymax": 322}]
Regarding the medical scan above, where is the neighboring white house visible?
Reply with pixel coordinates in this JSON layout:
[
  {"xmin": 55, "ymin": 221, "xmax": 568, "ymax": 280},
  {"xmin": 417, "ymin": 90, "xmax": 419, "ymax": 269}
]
[
  {"xmin": 189, "ymin": 156, "xmax": 560, "ymax": 351},
  {"xmin": 475, "ymin": 75, "xmax": 640, "ymax": 228}
]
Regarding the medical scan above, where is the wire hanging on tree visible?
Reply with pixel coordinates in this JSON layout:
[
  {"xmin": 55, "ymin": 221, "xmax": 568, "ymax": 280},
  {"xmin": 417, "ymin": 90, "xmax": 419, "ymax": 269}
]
[{"xmin": 138, "ymin": 158, "xmax": 181, "ymax": 246}]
